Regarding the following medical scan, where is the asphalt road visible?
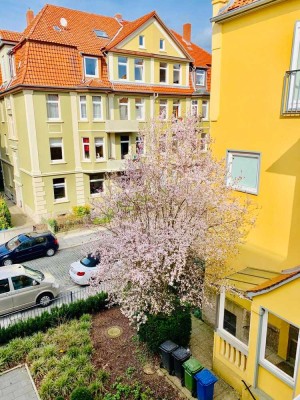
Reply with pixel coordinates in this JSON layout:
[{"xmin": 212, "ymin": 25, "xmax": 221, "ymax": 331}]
[{"xmin": 25, "ymin": 245, "xmax": 88, "ymax": 291}]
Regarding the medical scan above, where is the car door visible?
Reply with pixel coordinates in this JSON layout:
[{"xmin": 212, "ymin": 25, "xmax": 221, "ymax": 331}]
[
  {"xmin": 0, "ymin": 278, "xmax": 14, "ymax": 315},
  {"xmin": 11, "ymin": 275, "xmax": 40, "ymax": 311},
  {"xmin": 31, "ymin": 236, "xmax": 47, "ymax": 258},
  {"xmin": 14, "ymin": 240, "xmax": 33, "ymax": 262}
]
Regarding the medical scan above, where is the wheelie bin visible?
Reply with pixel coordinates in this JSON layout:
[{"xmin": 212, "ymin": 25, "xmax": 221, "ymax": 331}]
[
  {"xmin": 172, "ymin": 347, "xmax": 191, "ymax": 385},
  {"xmin": 194, "ymin": 368, "xmax": 218, "ymax": 400},
  {"xmin": 183, "ymin": 357, "xmax": 203, "ymax": 397},
  {"xmin": 159, "ymin": 340, "xmax": 178, "ymax": 374}
]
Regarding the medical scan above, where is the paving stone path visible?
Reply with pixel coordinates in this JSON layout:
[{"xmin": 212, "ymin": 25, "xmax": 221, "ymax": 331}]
[{"xmin": 0, "ymin": 365, "xmax": 40, "ymax": 400}]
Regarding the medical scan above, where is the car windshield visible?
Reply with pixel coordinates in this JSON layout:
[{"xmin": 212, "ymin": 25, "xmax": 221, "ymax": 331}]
[
  {"xmin": 23, "ymin": 265, "xmax": 45, "ymax": 281},
  {"xmin": 6, "ymin": 234, "xmax": 31, "ymax": 250},
  {"xmin": 80, "ymin": 256, "xmax": 99, "ymax": 268}
]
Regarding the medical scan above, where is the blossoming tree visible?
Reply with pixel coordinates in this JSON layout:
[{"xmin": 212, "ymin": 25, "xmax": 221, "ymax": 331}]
[{"xmin": 90, "ymin": 116, "xmax": 254, "ymax": 325}]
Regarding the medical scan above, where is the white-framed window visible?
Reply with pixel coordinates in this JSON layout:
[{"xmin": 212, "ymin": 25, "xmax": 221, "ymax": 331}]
[
  {"xmin": 119, "ymin": 97, "xmax": 129, "ymax": 120},
  {"xmin": 160, "ymin": 62, "xmax": 167, "ymax": 83},
  {"xmin": 9, "ymin": 55, "xmax": 15, "ymax": 78},
  {"xmin": 200, "ymin": 132, "xmax": 208, "ymax": 152},
  {"xmin": 227, "ymin": 151, "xmax": 261, "ymax": 195},
  {"xmin": 159, "ymin": 99, "xmax": 167, "ymax": 119},
  {"xmin": 173, "ymin": 64, "xmax": 181, "ymax": 85},
  {"xmin": 118, "ymin": 56, "xmax": 128, "ymax": 80},
  {"xmin": 196, "ymin": 69, "xmax": 206, "ymax": 86},
  {"xmin": 84, "ymin": 57, "xmax": 98, "ymax": 77},
  {"xmin": 222, "ymin": 297, "xmax": 250, "ymax": 346},
  {"xmin": 202, "ymin": 100, "xmax": 209, "ymax": 120},
  {"xmin": 46, "ymin": 94, "xmax": 60, "ymax": 120},
  {"xmin": 92, "ymin": 96, "xmax": 102, "ymax": 120},
  {"xmin": 288, "ymin": 22, "xmax": 300, "ymax": 111},
  {"xmin": 120, "ymin": 135, "xmax": 130, "ymax": 159},
  {"xmin": 135, "ymin": 98, "xmax": 144, "ymax": 120},
  {"xmin": 159, "ymin": 38, "xmax": 165, "ymax": 51},
  {"xmin": 90, "ymin": 173, "xmax": 104, "ymax": 195},
  {"xmin": 95, "ymin": 137, "xmax": 104, "ymax": 160},
  {"xmin": 136, "ymin": 136, "xmax": 144, "ymax": 155},
  {"xmin": 260, "ymin": 309, "xmax": 299, "ymax": 384},
  {"xmin": 53, "ymin": 177, "xmax": 66, "ymax": 201},
  {"xmin": 0, "ymin": 102, "xmax": 4, "ymax": 122},
  {"xmin": 1, "ymin": 55, "xmax": 7, "ymax": 82},
  {"xmin": 134, "ymin": 58, "xmax": 144, "ymax": 81},
  {"xmin": 82, "ymin": 137, "xmax": 90, "ymax": 160},
  {"xmin": 139, "ymin": 35, "xmax": 145, "ymax": 48},
  {"xmin": 172, "ymin": 100, "xmax": 180, "ymax": 118},
  {"xmin": 79, "ymin": 95, "xmax": 87, "ymax": 120},
  {"xmin": 191, "ymin": 100, "xmax": 198, "ymax": 116},
  {"xmin": 49, "ymin": 138, "xmax": 63, "ymax": 162}
]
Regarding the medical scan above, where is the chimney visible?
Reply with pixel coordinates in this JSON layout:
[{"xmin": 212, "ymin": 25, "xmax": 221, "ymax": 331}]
[
  {"xmin": 183, "ymin": 23, "xmax": 191, "ymax": 43},
  {"xmin": 114, "ymin": 13, "xmax": 123, "ymax": 21},
  {"xmin": 26, "ymin": 9, "xmax": 34, "ymax": 26}
]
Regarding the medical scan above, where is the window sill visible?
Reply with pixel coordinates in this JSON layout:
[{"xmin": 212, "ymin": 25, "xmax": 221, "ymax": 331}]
[
  {"xmin": 82, "ymin": 160, "xmax": 92, "ymax": 163},
  {"xmin": 95, "ymin": 159, "xmax": 106, "ymax": 162},
  {"xmin": 79, "ymin": 119, "xmax": 88, "ymax": 122},
  {"xmin": 90, "ymin": 193, "xmax": 103, "ymax": 197},
  {"xmin": 54, "ymin": 198, "xmax": 69, "ymax": 204},
  {"xmin": 159, "ymin": 50, "xmax": 166, "ymax": 53},
  {"xmin": 85, "ymin": 75, "xmax": 99, "ymax": 78},
  {"xmin": 50, "ymin": 161, "xmax": 67, "ymax": 165},
  {"xmin": 93, "ymin": 119, "xmax": 104, "ymax": 122},
  {"xmin": 47, "ymin": 119, "xmax": 63, "ymax": 123}
]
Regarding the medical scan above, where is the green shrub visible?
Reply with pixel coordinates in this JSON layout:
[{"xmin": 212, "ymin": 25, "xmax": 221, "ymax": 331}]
[
  {"xmin": 72, "ymin": 205, "xmax": 91, "ymax": 217},
  {"xmin": 48, "ymin": 218, "xmax": 58, "ymax": 233},
  {"xmin": 138, "ymin": 305, "xmax": 192, "ymax": 353},
  {"xmin": 55, "ymin": 397, "xmax": 65, "ymax": 400},
  {"xmin": 0, "ymin": 196, "xmax": 11, "ymax": 229},
  {"xmin": 70, "ymin": 387, "xmax": 93, "ymax": 400},
  {"xmin": 0, "ymin": 292, "xmax": 108, "ymax": 345}
]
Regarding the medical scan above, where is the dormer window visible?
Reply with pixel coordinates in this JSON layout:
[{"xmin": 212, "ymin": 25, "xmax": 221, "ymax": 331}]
[
  {"xmin": 196, "ymin": 69, "xmax": 206, "ymax": 86},
  {"xmin": 139, "ymin": 35, "xmax": 145, "ymax": 48},
  {"xmin": 84, "ymin": 57, "xmax": 98, "ymax": 77},
  {"xmin": 159, "ymin": 39, "xmax": 165, "ymax": 51}
]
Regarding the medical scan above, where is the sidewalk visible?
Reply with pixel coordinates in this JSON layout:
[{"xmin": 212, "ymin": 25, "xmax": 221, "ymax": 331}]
[{"xmin": 56, "ymin": 227, "xmax": 103, "ymax": 250}]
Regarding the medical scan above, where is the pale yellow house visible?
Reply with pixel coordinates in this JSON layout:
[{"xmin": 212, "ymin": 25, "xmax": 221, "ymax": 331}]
[
  {"xmin": 210, "ymin": 0, "xmax": 300, "ymax": 399},
  {"xmin": 0, "ymin": 5, "xmax": 211, "ymax": 222}
]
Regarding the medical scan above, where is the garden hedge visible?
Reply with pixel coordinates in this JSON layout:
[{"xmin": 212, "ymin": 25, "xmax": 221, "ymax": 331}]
[
  {"xmin": 138, "ymin": 304, "xmax": 192, "ymax": 353},
  {"xmin": 0, "ymin": 291, "xmax": 108, "ymax": 345}
]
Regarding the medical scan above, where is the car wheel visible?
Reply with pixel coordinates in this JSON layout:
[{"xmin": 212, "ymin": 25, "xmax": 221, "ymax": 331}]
[
  {"xmin": 3, "ymin": 258, "xmax": 12, "ymax": 266},
  {"xmin": 37, "ymin": 293, "xmax": 53, "ymax": 307},
  {"xmin": 46, "ymin": 248, "xmax": 55, "ymax": 257}
]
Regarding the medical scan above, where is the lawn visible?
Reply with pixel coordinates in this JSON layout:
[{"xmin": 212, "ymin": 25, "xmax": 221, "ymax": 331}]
[{"xmin": 0, "ymin": 308, "xmax": 182, "ymax": 399}]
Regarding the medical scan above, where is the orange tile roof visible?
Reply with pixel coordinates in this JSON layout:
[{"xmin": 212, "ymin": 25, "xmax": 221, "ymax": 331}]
[
  {"xmin": 0, "ymin": 30, "xmax": 22, "ymax": 43},
  {"xmin": 246, "ymin": 270, "xmax": 300, "ymax": 297},
  {"xmin": 227, "ymin": 0, "xmax": 259, "ymax": 12}
]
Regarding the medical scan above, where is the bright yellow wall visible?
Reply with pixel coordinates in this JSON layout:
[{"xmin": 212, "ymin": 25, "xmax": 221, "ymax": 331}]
[
  {"xmin": 121, "ymin": 20, "xmax": 185, "ymax": 58},
  {"xmin": 211, "ymin": 0, "xmax": 300, "ymax": 271}
]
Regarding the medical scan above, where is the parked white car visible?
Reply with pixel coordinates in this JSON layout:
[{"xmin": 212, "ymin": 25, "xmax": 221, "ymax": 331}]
[
  {"xmin": 69, "ymin": 255, "xmax": 100, "ymax": 285},
  {"xmin": 0, "ymin": 264, "xmax": 60, "ymax": 316}
]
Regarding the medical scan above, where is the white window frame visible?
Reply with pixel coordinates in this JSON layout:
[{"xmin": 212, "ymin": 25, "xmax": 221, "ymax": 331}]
[
  {"xmin": 288, "ymin": 21, "xmax": 300, "ymax": 110},
  {"xmin": 159, "ymin": 99, "xmax": 168, "ymax": 120},
  {"xmin": 227, "ymin": 150, "xmax": 261, "ymax": 195},
  {"xmin": 173, "ymin": 64, "xmax": 181, "ymax": 85},
  {"xmin": 49, "ymin": 138, "xmax": 64, "ymax": 163},
  {"xmin": 172, "ymin": 100, "xmax": 180, "ymax": 118},
  {"xmin": 191, "ymin": 100, "xmax": 198, "ymax": 116},
  {"xmin": 9, "ymin": 54, "xmax": 16, "ymax": 78},
  {"xmin": 139, "ymin": 35, "xmax": 145, "ymax": 48},
  {"xmin": 136, "ymin": 136, "xmax": 144, "ymax": 155},
  {"xmin": 1, "ymin": 55, "xmax": 7, "ymax": 82},
  {"xmin": 79, "ymin": 95, "xmax": 87, "ymax": 120},
  {"xmin": 159, "ymin": 62, "xmax": 168, "ymax": 84},
  {"xmin": 95, "ymin": 137, "xmax": 105, "ymax": 161},
  {"xmin": 53, "ymin": 177, "xmax": 67, "ymax": 202},
  {"xmin": 118, "ymin": 56, "xmax": 128, "ymax": 80},
  {"xmin": 92, "ymin": 96, "xmax": 102, "ymax": 120},
  {"xmin": 196, "ymin": 69, "xmax": 206, "ymax": 86},
  {"xmin": 135, "ymin": 98, "xmax": 144, "ymax": 120},
  {"xmin": 82, "ymin": 137, "xmax": 91, "ymax": 161},
  {"xmin": 84, "ymin": 56, "xmax": 98, "ymax": 78},
  {"xmin": 90, "ymin": 173, "xmax": 104, "ymax": 196},
  {"xmin": 134, "ymin": 59, "xmax": 144, "ymax": 82},
  {"xmin": 159, "ymin": 38, "xmax": 165, "ymax": 51},
  {"xmin": 259, "ymin": 308, "xmax": 300, "ymax": 387},
  {"xmin": 46, "ymin": 94, "xmax": 60, "ymax": 120},
  {"xmin": 120, "ymin": 135, "xmax": 130, "ymax": 159},
  {"xmin": 119, "ymin": 97, "xmax": 129, "ymax": 120},
  {"xmin": 202, "ymin": 100, "xmax": 209, "ymax": 121}
]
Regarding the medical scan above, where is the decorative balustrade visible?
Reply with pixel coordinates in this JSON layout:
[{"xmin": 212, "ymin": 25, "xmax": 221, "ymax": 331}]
[{"xmin": 281, "ymin": 70, "xmax": 300, "ymax": 114}]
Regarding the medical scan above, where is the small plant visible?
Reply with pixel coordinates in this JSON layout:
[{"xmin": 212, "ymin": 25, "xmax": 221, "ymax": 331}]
[
  {"xmin": 55, "ymin": 397, "xmax": 64, "ymax": 400},
  {"xmin": 70, "ymin": 387, "xmax": 93, "ymax": 400},
  {"xmin": 0, "ymin": 196, "xmax": 11, "ymax": 229},
  {"xmin": 72, "ymin": 205, "xmax": 91, "ymax": 217},
  {"xmin": 48, "ymin": 218, "xmax": 58, "ymax": 233}
]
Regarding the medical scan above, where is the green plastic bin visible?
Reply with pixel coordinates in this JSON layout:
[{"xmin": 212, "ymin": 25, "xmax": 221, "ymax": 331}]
[{"xmin": 183, "ymin": 357, "xmax": 203, "ymax": 397}]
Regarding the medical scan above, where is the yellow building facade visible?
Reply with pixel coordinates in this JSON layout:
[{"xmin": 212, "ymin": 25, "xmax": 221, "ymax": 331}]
[{"xmin": 210, "ymin": 0, "xmax": 300, "ymax": 399}]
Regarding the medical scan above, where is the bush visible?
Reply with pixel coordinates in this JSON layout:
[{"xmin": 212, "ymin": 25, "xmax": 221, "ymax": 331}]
[
  {"xmin": 48, "ymin": 218, "xmax": 58, "ymax": 233},
  {"xmin": 0, "ymin": 292, "xmax": 108, "ymax": 345},
  {"xmin": 72, "ymin": 205, "xmax": 91, "ymax": 217},
  {"xmin": 0, "ymin": 196, "xmax": 11, "ymax": 229},
  {"xmin": 71, "ymin": 387, "xmax": 93, "ymax": 400},
  {"xmin": 55, "ymin": 397, "xmax": 65, "ymax": 400},
  {"xmin": 138, "ymin": 305, "xmax": 192, "ymax": 353}
]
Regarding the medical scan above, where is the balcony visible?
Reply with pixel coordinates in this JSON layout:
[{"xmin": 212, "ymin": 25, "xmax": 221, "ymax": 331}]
[
  {"xmin": 105, "ymin": 120, "xmax": 139, "ymax": 132},
  {"xmin": 281, "ymin": 70, "xmax": 300, "ymax": 114}
]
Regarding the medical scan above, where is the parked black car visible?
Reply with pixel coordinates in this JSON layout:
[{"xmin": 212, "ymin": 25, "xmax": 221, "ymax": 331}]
[{"xmin": 0, "ymin": 232, "xmax": 59, "ymax": 266}]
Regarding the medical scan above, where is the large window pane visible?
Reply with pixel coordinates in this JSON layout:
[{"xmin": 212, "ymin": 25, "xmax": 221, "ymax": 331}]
[
  {"xmin": 46, "ymin": 94, "xmax": 59, "ymax": 119},
  {"xmin": 53, "ymin": 178, "xmax": 66, "ymax": 200},
  {"xmin": 49, "ymin": 138, "xmax": 63, "ymax": 161},
  {"xmin": 92, "ymin": 96, "xmax": 102, "ymax": 119},
  {"xmin": 223, "ymin": 298, "xmax": 250, "ymax": 345},
  {"xmin": 118, "ymin": 57, "xmax": 127, "ymax": 80},
  {"xmin": 227, "ymin": 151, "xmax": 260, "ymax": 194},
  {"xmin": 85, "ymin": 57, "xmax": 97, "ymax": 76},
  {"xmin": 90, "ymin": 173, "xmax": 104, "ymax": 194}
]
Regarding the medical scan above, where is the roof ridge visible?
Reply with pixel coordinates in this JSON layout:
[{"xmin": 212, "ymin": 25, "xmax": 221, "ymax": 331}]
[
  {"xmin": 171, "ymin": 29, "xmax": 211, "ymax": 57},
  {"xmin": 24, "ymin": 4, "xmax": 49, "ymax": 39}
]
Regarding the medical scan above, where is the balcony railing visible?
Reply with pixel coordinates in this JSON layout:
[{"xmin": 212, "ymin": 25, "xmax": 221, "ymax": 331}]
[{"xmin": 281, "ymin": 69, "xmax": 300, "ymax": 114}]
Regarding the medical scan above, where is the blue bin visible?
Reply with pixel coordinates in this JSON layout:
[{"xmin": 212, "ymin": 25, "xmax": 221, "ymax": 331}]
[{"xmin": 194, "ymin": 368, "xmax": 218, "ymax": 400}]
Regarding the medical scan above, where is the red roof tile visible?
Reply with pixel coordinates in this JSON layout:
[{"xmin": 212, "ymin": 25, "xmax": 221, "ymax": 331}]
[
  {"xmin": 246, "ymin": 270, "xmax": 300, "ymax": 296},
  {"xmin": 0, "ymin": 30, "xmax": 22, "ymax": 43},
  {"xmin": 227, "ymin": 0, "xmax": 259, "ymax": 12}
]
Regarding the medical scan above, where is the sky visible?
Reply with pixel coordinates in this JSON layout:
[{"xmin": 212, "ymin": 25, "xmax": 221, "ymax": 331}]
[{"xmin": 0, "ymin": 0, "xmax": 212, "ymax": 52}]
